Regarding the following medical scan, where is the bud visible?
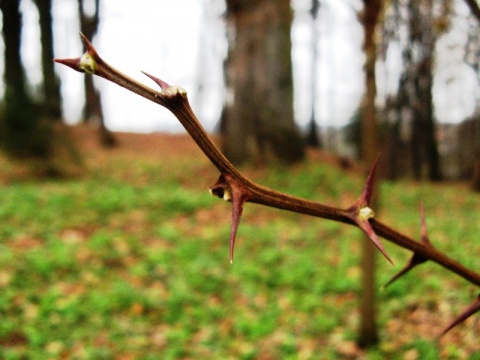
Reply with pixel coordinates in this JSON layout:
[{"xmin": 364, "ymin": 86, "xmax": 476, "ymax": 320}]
[{"xmin": 358, "ymin": 206, "xmax": 374, "ymax": 221}]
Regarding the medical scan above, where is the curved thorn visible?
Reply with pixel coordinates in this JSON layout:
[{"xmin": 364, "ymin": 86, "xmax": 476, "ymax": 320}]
[
  {"xmin": 362, "ymin": 156, "xmax": 380, "ymax": 206},
  {"xmin": 384, "ymin": 253, "xmax": 426, "ymax": 287},
  {"xmin": 357, "ymin": 219, "xmax": 394, "ymax": 265},
  {"xmin": 79, "ymin": 32, "xmax": 95, "ymax": 52},
  {"xmin": 353, "ymin": 156, "xmax": 380, "ymax": 209},
  {"xmin": 385, "ymin": 204, "xmax": 433, "ymax": 287},
  {"xmin": 53, "ymin": 33, "xmax": 100, "ymax": 73},
  {"xmin": 348, "ymin": 157, "xmax": 393, "ymax": 265},
  {"xmin": 141, "ymin": 71, "xmax": 170, "ymax": 91}
]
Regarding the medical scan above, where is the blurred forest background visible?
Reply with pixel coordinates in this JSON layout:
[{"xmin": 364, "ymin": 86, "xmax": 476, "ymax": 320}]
[
  {"xmin": 0, "ymin": 0, "xmax": 479, "ymax": 186},
  {"xmin": 0, "ymin": 0, "xmax": 479, "ymax": 358}
]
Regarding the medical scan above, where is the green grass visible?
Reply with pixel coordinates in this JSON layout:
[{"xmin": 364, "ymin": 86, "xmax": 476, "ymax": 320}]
[{"xmin": 0, "ymin": 153, "xmax": 479, "ymax": 359}]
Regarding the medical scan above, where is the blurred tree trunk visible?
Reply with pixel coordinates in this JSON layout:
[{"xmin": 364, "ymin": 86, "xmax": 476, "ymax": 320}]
[
  {"xmin": 358, "ymin": 0, "xmax": 383, "ymax": 348},
  {"xmin": 0, "ymin": 0, "xmax": 50, "ymax": 158},
  {"xmin": 382, "ymin": 0, "xmax": 444, "ymax": 181},
  {"xmin": 33, "ymin": 0, "xmax": 62, "ymax": 119},
  {"xmin": 78, "ymin": 0, "xmax": 116, "ymax": 146},
  {"xmin": 222, "ymin": 0, "xmax": 304, "ymax": 164},
  {"xmin": 462, "ymin": 11, "xmax": 480, "ymax": 191},
  {"xmin": 307, "ymin": 0, "xmax": 321, "ymax": 148},
  {"xmin": 408, "ymin": 0, "xmax": 442, "ymax": 181}
]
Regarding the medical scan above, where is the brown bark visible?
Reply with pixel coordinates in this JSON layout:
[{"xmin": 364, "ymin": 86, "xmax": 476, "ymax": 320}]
[
  {"xmin": 34, "ymin": 0, "xmax": 62, "ymax": 119},
  {"xmin": 307, "ymin": 0, "xmax": 321, "ymax": 148},
  {"xmin": 0, "ymin": 0, "xmax": 49, "ymax": 158},
  {"xmin": 408, "ymin": 0, "xmax": 442, "ymax": 181},
  {"xmin": 223, "ymin": 0, "xmax": 304, "ymax": 164},
  {"xmin": 358, "ymin": 0, "xmax": 383, "ymax": 348},
  {"xmin": 78, "ymin": 0, "xmax": 116, "ymax": 146}
]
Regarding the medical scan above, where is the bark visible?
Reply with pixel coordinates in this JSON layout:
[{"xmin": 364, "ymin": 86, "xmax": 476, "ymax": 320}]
[
  {"xmin": 223, "ymin": 0, "xmax": 304, "ymax": 164},
  {"xmin": 0, "ymin": 0, "xmax": 49, "ymax": 158},
  {"xmin": 78, "ymin": 0, "xmax": 116, "ymax": 146},
  {"xmin": 408, "ymin": 0, "xmax": 442, "ymax": 181},
  {"xmin": 307, "ymin": 0, "xmax": 321, "ymax": 148},
  {"xmin": 34, "ymin": 0, "xmax": 62, "ymax": 119},
  {"xmin": 358, "ymin": 0, "xmax": 383, "ymax": 348}
]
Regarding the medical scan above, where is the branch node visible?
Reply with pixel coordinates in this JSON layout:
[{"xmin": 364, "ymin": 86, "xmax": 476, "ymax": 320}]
[
  {"xmin": 142, "ymin": 71, "xmax": 187, "ymax": 99},
  {"xmin": 53, "ymin": 32, "xmax": 100, "ymax": 74},
  {"xmin": 384, "ymin": 203, "xmax": 433, "ymax": 286},
  {"xmin": 209, "ymin": 175, "xmax": 251, "ymax": 263},
  {"xmin": 347, "ymin": 157, "xmax": 393, "ymax": 265},
  {"xmin": 142, "ymin": 71, "xmax": 171, "ymax": 91}
]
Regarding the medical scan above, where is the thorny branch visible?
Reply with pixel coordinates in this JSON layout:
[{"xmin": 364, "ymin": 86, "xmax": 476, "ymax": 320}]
[{"xmin": 54, "ymin": 34, "xmax": 480, "ymax": 335}]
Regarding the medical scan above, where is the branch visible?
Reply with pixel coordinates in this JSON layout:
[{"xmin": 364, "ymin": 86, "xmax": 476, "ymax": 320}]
[
  {"xmin": 463, "ymin": 0, "xmax": 480, "ymax": 23},
  {"xmin": 54, "ymin": 34, "xmax": 480, "ymax": 334}
]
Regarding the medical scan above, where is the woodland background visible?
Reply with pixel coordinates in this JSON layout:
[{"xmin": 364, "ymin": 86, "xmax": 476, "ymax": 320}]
[{"xmin": 0, "ymin": 0, "xmax": 479, "ymax": 358}]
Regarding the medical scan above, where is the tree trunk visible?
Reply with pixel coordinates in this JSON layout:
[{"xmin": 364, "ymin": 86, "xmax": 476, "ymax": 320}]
[
  {"xmin": 223, "ymin": 0, "xmax": 304, "ymax": 164},
  {"xmin": 358, "ymin": 0, "xmax": 382, "ymax": 348},
  {"xmin": 0, "ymin": 0, "xmax": 49, "ymax": 158},
  {"xmin": 307, "ymin": 0, "xmax": 321, "ymax": 148},
  {"xmin": 78, "ymin": 0, "xmax": 116, "ymax": 146},
  {"xmin": 408, "ymin": 0, "xmax": 442, "ymax": 181},
  {"xmin": 34, "ymin": 0, "xmax": 62, "ymax": 119}
]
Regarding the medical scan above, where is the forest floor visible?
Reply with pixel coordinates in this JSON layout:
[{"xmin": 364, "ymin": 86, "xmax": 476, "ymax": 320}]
[{"xmin": 0, "ymin": 124, "xmax": 479, "ymax": 359}]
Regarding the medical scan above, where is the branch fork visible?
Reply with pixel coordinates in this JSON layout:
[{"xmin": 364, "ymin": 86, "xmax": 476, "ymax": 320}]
[
  {"xmin": 385, "ymin": 202, "xmax": 433, "ymax": 287},
  {"xmin": 54, "ymin": 34, "xmax": 480, "ymax": 335},
  {"xmin": 209, "ymin": 174, "xmax": 251, "ymax": 263}
]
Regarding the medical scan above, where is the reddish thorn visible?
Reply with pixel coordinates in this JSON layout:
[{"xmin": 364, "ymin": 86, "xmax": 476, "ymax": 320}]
[
  {"xmin": 53, "ymin": 33, "xmax": 100, "ymax": 73},
  {"xmin": 440, "ymin": 293, "xmax": 480, "ymax": 336},
  {"xmin": 142, "ymin": 71, "xmax": 171, "ymax": 91},
  {"xmin": 347, "ymin": 156, "xmax": 393, "ymax": 264},
  {"xmin": 384, "ymin": 203, "xmax": 434, "ymax": 286},
  {"xmin": 354, "ymin": 156, "xmax": 380, "ymax": 208},
  {"xmin": 53, "ymin": 57, "xmax": 83, "ymax": 72},
  {"xmin": 78, "ymin": 32, "xmax": 97, "ymax": 53},
  {"xmin": 384, "ymin": 253, "xmax": 426, "ymax": 287},
  {"xmin": 208, "ymin": 174, "xmax": 250, "ymax": 263},
  {"xmin": 357, "ymin": 219, "xmax": 394, "ymax": 265},
  {"xmin": 229, "ymin": 189, "xmax": 248, "ymax": 264}
]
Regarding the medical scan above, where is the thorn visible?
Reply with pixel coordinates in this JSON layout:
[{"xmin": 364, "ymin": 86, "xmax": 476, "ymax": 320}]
[
  {"xmin": 53, "ymin": 56, "xmax": 83, "ymax": 72},
  {"xmin": 440, "ymin": 293, "xmax": 480, "ymax": 336},
  {"xmin": 384, "ymin": 253, "xmax": 426, "ymax": 287},
  {"xmin": 357, "ymin": 219, "xmax": 394, "ymax": 265},
  {"xmin": 53, "ymin": 33, "xmax": 100, "ymax": 74},
  {"xmin": 209, "ymin": 174, "xmax": 251, "ymax": 263},
  {"xmin": 353, "ymin": 156, "xmax": 379, "ymax": 209},
  {"xmin": 142, "ymin": 71, "xmax": 171, "ymax": 91},
  {"xmin": 228, "ymin": 178, "xmax": 250, "ymax": 264},
  {"xmin": 347, "ymin": 156, "xmax": 393, "ymax": 265},
  {"xmin": 79, "ymin": 32, "xmax": 96, "ymax": 54},
  {"xmin": 384, "ymin": 203, "xmax": 432, "ymax": 287}
]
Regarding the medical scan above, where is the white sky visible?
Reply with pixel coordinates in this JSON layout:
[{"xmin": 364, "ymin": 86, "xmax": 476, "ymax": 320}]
[{"xmin": 2, "ymin": 0, "xmax": 480, "ymax": 132}]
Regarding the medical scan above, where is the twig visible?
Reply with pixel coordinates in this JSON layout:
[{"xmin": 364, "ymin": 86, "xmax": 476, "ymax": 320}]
[{"xmin": 54, "ymin": 34, "xmax": 480, "ymax": 334}]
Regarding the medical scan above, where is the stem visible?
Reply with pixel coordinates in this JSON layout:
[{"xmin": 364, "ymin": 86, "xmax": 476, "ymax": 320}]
[{"xmin": 54, "ymin": 36, "xmax": 480, "ymax": 290}]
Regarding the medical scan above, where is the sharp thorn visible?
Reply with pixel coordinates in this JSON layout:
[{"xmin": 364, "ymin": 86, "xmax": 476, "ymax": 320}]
[{"xmin": 142, "ymin": 71, "xmax": 170, "ymax": 91}]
